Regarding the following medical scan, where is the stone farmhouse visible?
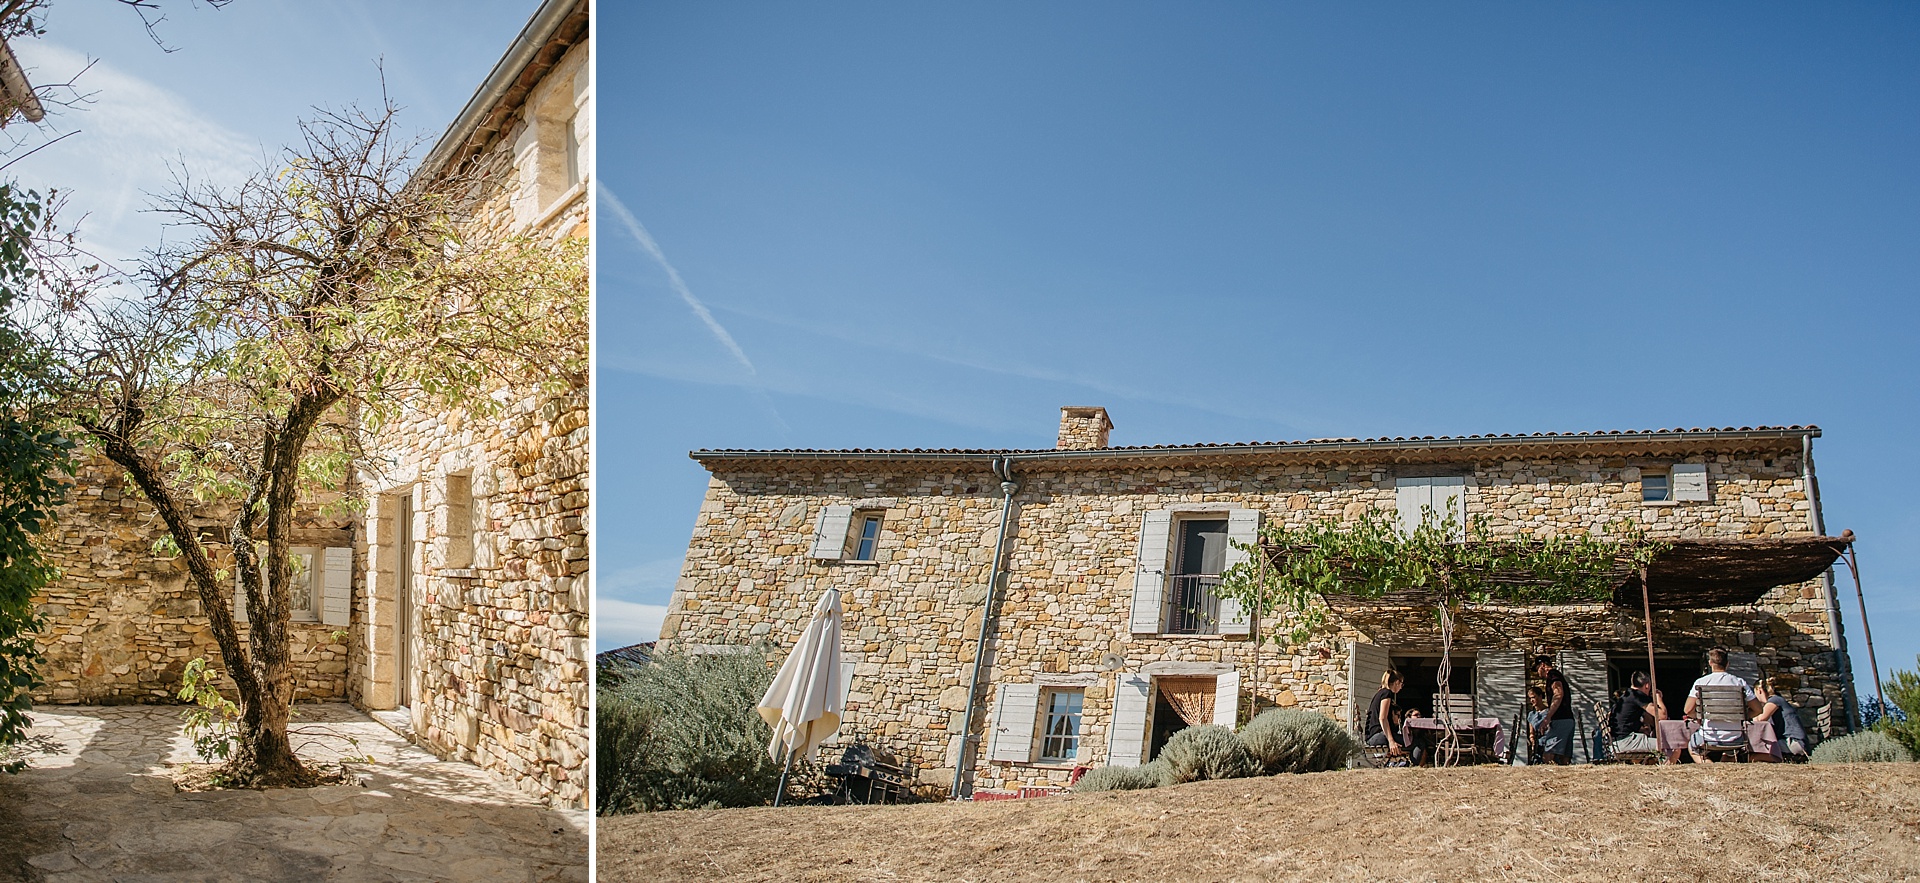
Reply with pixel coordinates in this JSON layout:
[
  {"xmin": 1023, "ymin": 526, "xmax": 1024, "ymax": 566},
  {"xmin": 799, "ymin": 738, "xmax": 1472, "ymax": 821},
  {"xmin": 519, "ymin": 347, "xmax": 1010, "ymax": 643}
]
[
  {"xmin": 661, "ymin": 406, "xmax": 1859, "ymax": 796},
  {"xmin": 30, "ymin": 0, "xmax": 590, "ymax": 808}
]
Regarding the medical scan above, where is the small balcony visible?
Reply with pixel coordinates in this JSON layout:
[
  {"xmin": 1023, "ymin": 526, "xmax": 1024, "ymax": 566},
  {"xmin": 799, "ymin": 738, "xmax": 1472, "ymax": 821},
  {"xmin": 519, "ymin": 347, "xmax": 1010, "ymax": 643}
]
[{"xmin": 1165, "ymin": 573, "xmax": 1222, "ymax": 635}]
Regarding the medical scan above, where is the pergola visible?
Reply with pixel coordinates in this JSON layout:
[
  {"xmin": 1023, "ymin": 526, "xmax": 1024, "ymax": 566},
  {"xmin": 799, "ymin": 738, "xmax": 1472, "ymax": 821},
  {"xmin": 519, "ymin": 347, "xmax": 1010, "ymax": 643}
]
[{"xmin": 1259, "ymin": 532, "xmax": 1878, "ymax": 725}]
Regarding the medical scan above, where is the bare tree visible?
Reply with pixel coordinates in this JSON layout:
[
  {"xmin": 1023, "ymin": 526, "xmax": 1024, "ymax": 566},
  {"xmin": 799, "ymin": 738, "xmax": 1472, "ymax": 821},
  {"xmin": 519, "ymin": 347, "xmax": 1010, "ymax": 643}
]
[{"xmin": 28, "ymin": 101, "xmax": 585, "ymax": 786}]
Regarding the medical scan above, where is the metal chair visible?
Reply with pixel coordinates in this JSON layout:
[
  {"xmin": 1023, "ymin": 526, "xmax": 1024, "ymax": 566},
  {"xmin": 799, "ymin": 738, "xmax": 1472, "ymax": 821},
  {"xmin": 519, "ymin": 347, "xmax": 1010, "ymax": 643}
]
[
  {"xmin": 1592, "ymin": 699, "xmax": 1661, "ymax": 764},
  {"xmin": 1693, "ymin": 684, "xmax": 1752, "ymax": 762}
]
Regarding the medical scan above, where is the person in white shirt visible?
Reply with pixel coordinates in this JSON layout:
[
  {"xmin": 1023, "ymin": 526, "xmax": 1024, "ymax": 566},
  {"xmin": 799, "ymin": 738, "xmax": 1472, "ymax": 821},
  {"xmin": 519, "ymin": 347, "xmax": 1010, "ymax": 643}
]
[{"xmin": 1682, "ymin": 647, "xmax": 1766, "ymax": 763}]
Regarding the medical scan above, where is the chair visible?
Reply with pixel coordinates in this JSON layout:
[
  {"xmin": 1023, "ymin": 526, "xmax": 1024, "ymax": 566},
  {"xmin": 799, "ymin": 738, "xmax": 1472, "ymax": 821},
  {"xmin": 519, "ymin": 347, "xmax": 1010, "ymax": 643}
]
[
  {"xmin": 1694, "ymin": 684, "xmax": 1752, "ymax": 762},
  {"xmin": 1429, "ymin": 693, "xmax": 1479, "ymax": 766},
  {"xmin": 1592, "ymin": 699, "xmax": 1660, "ymax": 765}
]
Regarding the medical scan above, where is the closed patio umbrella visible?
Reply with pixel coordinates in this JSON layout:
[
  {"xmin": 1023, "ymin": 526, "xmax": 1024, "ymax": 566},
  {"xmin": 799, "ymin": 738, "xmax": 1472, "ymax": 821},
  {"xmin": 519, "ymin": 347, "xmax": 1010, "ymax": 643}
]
[{"xmin": 757, "ymin": 586, "xmax": 845, "ymax": 806}]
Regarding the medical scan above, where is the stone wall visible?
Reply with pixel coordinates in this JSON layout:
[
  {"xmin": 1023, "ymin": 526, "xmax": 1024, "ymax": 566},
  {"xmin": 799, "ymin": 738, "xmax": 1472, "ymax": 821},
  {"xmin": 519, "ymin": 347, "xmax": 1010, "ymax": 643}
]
[
  {"xmin": 32, "ymin": 455, "xmax": 352, "ymax": 704},
  {"xmin": 662, "ymin": 437, "xmax": 1843, "ymax": 796},
  {"xmin": 352, "ymin": 34, "xmax": 590, "ymax": 808}
]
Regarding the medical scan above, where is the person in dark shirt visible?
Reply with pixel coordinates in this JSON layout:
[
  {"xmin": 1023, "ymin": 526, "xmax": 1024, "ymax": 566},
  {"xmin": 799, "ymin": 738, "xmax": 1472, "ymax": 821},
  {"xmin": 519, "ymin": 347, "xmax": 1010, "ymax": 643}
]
[
  {"xmin": 1754, "ymin": 677, "xmax": 1808, "ymax": 759},
  {"xmin": 1609, "ymin": 671, "xmax": 1663, "ymax": 755},
  {"xmin": 1364, "ymin": 670, "xmax": 1412, "ymax": 765},
  {"xmin": 1532, "ymin": 655, "xmax": 1575, "ymax": 765}
]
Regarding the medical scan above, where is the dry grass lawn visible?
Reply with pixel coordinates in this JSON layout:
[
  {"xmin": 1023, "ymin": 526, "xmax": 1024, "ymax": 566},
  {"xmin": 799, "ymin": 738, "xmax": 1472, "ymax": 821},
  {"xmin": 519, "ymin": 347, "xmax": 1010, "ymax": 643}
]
[{"xmin": 599, "ymin": 762, "xmax": 1920, "ymax": 882}]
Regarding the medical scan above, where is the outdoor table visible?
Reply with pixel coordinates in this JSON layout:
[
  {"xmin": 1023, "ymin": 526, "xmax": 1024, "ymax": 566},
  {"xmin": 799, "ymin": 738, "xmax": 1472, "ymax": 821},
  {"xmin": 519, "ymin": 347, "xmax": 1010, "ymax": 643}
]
[
  {"xmin": 1655, "ymin": 719, "xmax": 1780, "ymax": 759},
  {"xmin": 1403, "ymin": 717, "xmax": 1505, "ymax": 763}
]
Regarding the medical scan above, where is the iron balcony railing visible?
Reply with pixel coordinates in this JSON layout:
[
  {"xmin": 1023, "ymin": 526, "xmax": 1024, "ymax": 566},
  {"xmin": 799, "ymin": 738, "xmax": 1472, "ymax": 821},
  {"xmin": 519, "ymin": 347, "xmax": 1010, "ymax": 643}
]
[{"xmin": 1166, "ymin": 573, "xmax": 1222, "ymax": 635}]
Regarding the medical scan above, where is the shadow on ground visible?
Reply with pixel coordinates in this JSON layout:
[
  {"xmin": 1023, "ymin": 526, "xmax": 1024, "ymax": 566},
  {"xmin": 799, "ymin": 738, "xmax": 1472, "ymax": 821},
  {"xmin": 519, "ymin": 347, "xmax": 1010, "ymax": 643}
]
[{"xmin": 0, "ymin": 704, "xmax": 587, "ymax": 883}]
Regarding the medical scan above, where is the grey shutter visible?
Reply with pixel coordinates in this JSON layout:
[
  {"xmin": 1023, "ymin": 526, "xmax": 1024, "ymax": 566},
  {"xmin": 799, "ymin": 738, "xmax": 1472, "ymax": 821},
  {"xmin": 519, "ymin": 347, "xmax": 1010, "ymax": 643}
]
[
  {"xmin": 232, "ymin": 573, "xmax": 248, "ymax": 624},
  {"xmin": 809, "ymin": 505, "xmax": 853, "ymax": 560},
  {"xmin": 1672, "ymin": 463, "xmax": 1709, "ymax": 501},
  {"xmin": 1347, "ymin": 639, "xmax": 1393, "ymax": 732},
  {"xmin": 1557, "ymin": 650, "xmax": 1609, "ymax": 764},
  {"xmin": 1212, "ymin": 670, "xmax": 1242, "ymax": 727},
  {"xmin": 1475, "ymin": 650, "xmax": 1526, "ymax": 760},
  {"xmin": 1434, "ymin": 477, "xmax": 1466, "ymax": 538},
  {"xmin": 1726, "ymin": 651, "xmax": 1761, "ymax": 687},
  {"xmin": 1218, "ymin": 509, "xmax": 1260, "ymax": 637},
  {"xmin": 987, "ymin": 683, "xmax": 1041, "ymax": 764},
  {"xmin": 1394, "ymin": 479, "xmax": 1430, "ymax": 535},
  {"xmin": 1106, "ymin": 673, "xmax": 1152, "ymax": 767},
  {"xmin": 321, "ymin": 547, "xmax": 353, "ymax": 627},
  {"xmin": 1130, "ymin": 510, "xmax": 1173, "ymax": 634}
]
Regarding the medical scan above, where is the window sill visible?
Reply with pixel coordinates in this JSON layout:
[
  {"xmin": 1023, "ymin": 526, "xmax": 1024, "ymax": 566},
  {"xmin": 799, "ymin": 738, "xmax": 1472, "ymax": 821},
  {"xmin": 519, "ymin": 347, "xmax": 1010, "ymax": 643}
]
[
  {"xmin": 1006, "ymin": 759, "xmax": 1083, "ymax": 770},
  {"xmin": 837, "ymin": 559, "xmax": 881, "ymax": 567},
  {"xmin": 1641, "ymin": 500, "xmax": 1682, "ymax": 508},
  {"xmin": 530, "ymin": 180, "xmax": 587, "ymax": 231},
  {"xmin": 439, "ymin": 567, "xmax": 481, "ymax": 579},
  {"xmin": 1154, "ymin": 633, "xmax": 1225, "ymax": 640}
]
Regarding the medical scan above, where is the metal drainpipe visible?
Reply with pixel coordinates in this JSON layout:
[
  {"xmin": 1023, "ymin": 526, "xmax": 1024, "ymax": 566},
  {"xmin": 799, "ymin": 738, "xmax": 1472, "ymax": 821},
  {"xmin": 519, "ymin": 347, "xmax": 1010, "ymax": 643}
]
[
  {"xmin": 952, "ymin": 456, "xmax": 1018, "ymax": 800},
  {"xmin": 1804, "ymin": 434, "xmax": 1860, "ymax": 730}
]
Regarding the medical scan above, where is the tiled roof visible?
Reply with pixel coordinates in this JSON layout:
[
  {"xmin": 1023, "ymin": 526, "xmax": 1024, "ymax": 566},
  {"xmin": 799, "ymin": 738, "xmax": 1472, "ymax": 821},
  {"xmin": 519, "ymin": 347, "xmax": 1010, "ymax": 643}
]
[{"xmin": 692, "ymin": 425, "xmax": 1819, "ymax": 461}]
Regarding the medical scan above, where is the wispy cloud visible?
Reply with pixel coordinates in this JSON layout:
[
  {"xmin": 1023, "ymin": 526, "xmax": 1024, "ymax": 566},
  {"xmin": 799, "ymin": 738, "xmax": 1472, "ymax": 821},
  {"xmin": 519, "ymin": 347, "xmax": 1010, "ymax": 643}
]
[
  {"xmin": 11, "ymin": 42, "xmax": 259, "ymax": 266},
  {"xmin": 596, "ymin": 598, "xmax": 668, "ymax": 651},
  {"xmin": 600, "ymin": 184, "xmax": 789, "ymax": 432}
]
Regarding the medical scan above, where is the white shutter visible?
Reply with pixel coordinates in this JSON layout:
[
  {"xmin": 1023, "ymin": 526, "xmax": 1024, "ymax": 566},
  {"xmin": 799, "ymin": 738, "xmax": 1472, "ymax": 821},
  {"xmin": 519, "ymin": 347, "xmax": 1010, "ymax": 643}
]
[
  {"xmin": 1347, "ymin": 639, "xmax": 1393, "ymax": 732},
  {"xmin": 321, "ymin": 547, "xmax": 353, "ymax": 627},
  {"xmin": 1212, "ymin": 671, "xmax": 1241, "ymax": 727},
  {"xmin": 1727, "ymin": 651, "xmax": 1761, "ymax": 687},
  {"xmin": 986, "ymin": 683, "xmax": 1041, "ymax": 764},
  {"xmin": 1475, "ymin": 650, "xmax": 1525, "ymax": 760},
  {"xmin": 1556, "ymin": 650, "xmax": 1609, "ymax": 764},
  {"xmin": 1671, "ymin": 463, "xmax": 1709, "ymax": 501},
  {"xmin": 1218, "ymin": 509, "xmax": 1260, "ymax": 637},
  {"xmin": 1395, "ymin": 479, "xmax": 1430, "ymax": 536},
  {"xmin": 1106, "ymin": 673, "xmax": 1153, "ymax": 767},
  {"xmin": 1130, "ymin": 510, "xmax": 1173, "ymax": 634},
  {"xmin": 809, "ymin": 505, "xmax": 853, "ymax": 560}
]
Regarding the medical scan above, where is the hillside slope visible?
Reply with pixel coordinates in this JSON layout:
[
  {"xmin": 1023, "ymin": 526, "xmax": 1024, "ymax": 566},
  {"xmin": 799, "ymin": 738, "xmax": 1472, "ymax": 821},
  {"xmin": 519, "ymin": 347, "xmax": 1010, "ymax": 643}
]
[{"xmin": 600, "ymin": 763, "xmax": 1920, "ymax": 882}]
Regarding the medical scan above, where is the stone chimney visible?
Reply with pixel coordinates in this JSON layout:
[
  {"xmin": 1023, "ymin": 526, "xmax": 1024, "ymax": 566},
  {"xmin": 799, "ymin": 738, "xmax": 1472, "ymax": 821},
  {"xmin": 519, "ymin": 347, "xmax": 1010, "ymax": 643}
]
[{"xmin": 1056, "ymin": 406, "xmax": 1113, "ymax": 450}]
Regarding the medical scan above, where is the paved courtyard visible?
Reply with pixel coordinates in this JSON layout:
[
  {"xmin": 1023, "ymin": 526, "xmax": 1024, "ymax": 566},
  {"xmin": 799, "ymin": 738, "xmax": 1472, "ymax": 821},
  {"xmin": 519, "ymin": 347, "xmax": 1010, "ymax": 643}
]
[{"xmin": 0, "ymin": 704, "xmax": 588, "ymax": 883}]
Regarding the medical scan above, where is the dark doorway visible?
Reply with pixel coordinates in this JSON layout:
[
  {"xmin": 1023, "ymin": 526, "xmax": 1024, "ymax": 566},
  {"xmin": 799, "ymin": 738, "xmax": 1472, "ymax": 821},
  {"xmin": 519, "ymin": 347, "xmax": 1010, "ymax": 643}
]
[
  {"xmin": 1388, "ymin": 656, "xmax": 1477, "ymax": 720},
  {"xmin": 1147, "ymin": 689, "xmax": 1189, "ymax": 760}
]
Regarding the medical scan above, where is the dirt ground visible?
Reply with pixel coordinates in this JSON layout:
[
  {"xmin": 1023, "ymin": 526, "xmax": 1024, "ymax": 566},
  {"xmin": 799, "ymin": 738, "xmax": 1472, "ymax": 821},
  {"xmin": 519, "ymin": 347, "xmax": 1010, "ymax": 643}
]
[{"xmin": 599, "ymin": 762, "xmax": 1920, "ymax": 882}]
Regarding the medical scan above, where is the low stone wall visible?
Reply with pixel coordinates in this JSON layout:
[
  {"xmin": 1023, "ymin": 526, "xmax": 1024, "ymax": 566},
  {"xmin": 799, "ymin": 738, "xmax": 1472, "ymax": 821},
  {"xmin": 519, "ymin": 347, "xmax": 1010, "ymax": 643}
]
[{"xmin": 31, "ymin": 456, "xmax": 351, "ymax": 704}]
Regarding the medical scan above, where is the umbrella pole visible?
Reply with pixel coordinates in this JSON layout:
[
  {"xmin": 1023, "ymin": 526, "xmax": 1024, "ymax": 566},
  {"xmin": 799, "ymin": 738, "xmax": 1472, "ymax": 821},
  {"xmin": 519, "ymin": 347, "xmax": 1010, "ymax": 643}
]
[{"xmin": 773, "ymin": 741, "xmax": 800, "ymax": 807}]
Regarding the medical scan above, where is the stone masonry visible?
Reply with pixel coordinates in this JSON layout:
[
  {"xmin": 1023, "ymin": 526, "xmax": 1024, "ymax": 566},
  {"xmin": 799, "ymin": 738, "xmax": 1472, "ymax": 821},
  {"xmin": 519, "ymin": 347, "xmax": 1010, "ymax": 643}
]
[
  {"xmin": 355, "ymin": 1, "xmax": 589, "ymax": 809},
  {"xmin": 32, "ymin": 454, "xmax": 352, "ymax": 705},
  {"xmin": 662, "ymin": 409, "xmax": 1850, "ymax": 797}
]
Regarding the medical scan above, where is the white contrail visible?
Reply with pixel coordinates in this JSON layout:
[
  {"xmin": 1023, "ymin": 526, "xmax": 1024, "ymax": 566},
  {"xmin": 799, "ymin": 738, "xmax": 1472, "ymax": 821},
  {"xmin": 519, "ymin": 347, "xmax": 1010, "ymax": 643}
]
[{"xmin": 600, "ymin": 185, "xmax": 758, "ymax": 377}]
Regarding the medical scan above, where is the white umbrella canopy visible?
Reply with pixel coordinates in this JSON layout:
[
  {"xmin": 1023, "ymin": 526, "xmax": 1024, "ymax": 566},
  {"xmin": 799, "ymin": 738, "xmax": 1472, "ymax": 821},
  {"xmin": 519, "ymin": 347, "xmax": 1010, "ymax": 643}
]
[{"xmin": 757, "ymin": 586, "xmax": 846, "ymax": 767}]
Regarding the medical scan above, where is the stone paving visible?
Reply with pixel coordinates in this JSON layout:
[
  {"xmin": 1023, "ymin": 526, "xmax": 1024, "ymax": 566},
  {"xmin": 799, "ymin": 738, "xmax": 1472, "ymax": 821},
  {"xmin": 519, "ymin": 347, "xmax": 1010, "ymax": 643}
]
[{"xmin": 0, "ymin": 704, "xmax": 588, "ymax": 883}]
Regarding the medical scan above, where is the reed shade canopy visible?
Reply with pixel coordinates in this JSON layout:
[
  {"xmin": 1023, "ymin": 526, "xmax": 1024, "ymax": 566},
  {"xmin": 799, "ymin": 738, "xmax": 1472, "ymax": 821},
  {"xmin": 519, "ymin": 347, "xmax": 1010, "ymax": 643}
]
[{"xmin": 1262, "ymin": 536, "xmax": 1852, "ymax": 610}]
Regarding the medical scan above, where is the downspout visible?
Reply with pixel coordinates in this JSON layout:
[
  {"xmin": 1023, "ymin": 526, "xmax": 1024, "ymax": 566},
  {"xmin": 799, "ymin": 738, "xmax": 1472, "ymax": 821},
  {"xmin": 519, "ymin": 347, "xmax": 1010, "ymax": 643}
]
[
  {"xmin": 1804, "ymin": 434, "xmax": 1860, "ymax": 730},
  {"xmin": 952, "ymin": 457, "xmax": 1019, "ymax": 800}
]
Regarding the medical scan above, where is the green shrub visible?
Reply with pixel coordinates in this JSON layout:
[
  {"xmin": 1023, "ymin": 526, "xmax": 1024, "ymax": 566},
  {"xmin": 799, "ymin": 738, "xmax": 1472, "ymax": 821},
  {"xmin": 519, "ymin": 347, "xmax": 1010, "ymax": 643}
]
[
  {"xmin": 1238, "ymin": 709, "xmax": 1358, "ymax": 774},
  {"xmin": 1073, "ymin": 762, "xmax": 1162, "ymax": 792},
  {"xmin": 1878, "ymin": 658, "xmax": 1920, "ymax": 759},
  {"xmin": 1809, "ymin": 731, "xmax": 1912, "ymax": 764},
  {"xmin": 596, "ymin": 649, "xmax": 783, "ymax": 813},
  {"xmin": 1157, "ymin": 724, "xmax": 1259, "ymax": 784}
]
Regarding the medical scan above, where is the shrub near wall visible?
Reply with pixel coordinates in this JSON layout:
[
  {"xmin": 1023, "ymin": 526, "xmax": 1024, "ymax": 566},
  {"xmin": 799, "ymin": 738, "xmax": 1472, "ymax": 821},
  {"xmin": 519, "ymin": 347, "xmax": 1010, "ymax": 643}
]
[{"xmin": 596, "ymin": 649, "xmax": 783, "ymax": 813}]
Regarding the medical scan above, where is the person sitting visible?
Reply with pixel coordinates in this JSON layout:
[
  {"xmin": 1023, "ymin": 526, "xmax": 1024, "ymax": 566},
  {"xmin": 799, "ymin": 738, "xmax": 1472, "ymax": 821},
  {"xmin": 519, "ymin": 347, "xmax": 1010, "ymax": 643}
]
[
  {"xmin": 1522, "ymin": 685, "xmax": 1548, "ymax": 765},
  {"xmin": 1609, "ymin": 671, "xmax": 1663, "ymax": 756},
  {"xmin": 1531, "ymin": 655, "xmax": 1576, "ymax": 766},
  {"xmin": 1754, "ymin": 677, "xmax": 1809, "ymax": 760},
  {"xmin": 1682, "ymin": 646, "xmax": 1765, "ymax": 763},
  {"xmin": 1364, "ymin": 671, "xmax": 1415, "ymax": 766}
]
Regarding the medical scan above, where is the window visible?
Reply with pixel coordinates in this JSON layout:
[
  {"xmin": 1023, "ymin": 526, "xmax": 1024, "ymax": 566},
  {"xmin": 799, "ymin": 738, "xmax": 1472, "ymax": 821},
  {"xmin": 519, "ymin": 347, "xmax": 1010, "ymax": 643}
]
[
  {"xmin": 1039, "ymin": 689, "xmax": 1084, "ymax": 761},
  {"xmin": 1641, "ymin": 473, "xmax": 1671, "ymax": 502},
  {"xmin": 563, "ymin": 109, "xmax": 581, "ymax": 189},
  {"xmin": 1166, "ymin": 518, "xmax": 1227, "ymax": 634},
  {"xmin": 237, "ymin": 544, "xmax": 320, "ymax": 622},
  {"xmin": 850, "ymin": 513, "xmax": 883, "ymax": 561},
  {"xmin": 1395, "ymin": 475, "xmax": 1466, "ymax": 536}
]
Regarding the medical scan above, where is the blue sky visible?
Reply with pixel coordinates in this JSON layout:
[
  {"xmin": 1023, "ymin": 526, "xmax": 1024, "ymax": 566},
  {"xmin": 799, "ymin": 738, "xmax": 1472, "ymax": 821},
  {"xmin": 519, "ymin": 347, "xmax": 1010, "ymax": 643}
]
[
  {"xmin": 7, "ymin": 0, "xmax": 542, "ymax": 264},
  {"xmin": 599, "ymin": 2, "xmax": 1918, "ymax": 701}
]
